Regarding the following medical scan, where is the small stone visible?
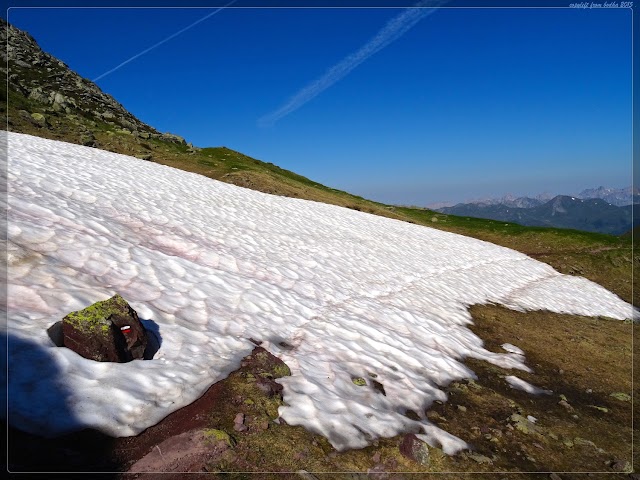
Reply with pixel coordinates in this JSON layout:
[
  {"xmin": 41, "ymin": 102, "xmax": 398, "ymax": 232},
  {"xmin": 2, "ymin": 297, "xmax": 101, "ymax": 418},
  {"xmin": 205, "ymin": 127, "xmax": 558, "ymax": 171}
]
[
  {"xmin": 371, "ymin": 451, "xmax": 381, "ymax": 463},
  {"xmin": 296, "ymin": 471, "xmax": 320, "ymax": 480},
  {"xmin": 233, "ymin": 412, "xmax": 248, "ymax": 432},
  {"xmin": 573, "ymin": 437, "xmax": 596, "ymax": 448},
  {"xmin": 558, "ymin": 400, "xmax": 574, "ymax": 412},
  {"xmin": 467, "ymin": 452, "xmax": 493, "ymax": 464},
  {"xmin": 457, "ymin": 405, "xmax": 467, "ymax": 412},
  {"xmin": 352, "ymin": 377, "xmax": 367, "ymax": 386},
  {"xmin": 256, "ymin": 376, "xmax": 284, "ymax": 397}
]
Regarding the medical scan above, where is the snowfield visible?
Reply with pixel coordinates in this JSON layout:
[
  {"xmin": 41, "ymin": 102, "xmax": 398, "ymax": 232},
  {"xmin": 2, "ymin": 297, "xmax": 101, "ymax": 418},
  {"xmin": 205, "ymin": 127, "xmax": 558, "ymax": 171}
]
[{"xmin": 4, "ymin": 132, "xmax": 636, "ymax": 453}]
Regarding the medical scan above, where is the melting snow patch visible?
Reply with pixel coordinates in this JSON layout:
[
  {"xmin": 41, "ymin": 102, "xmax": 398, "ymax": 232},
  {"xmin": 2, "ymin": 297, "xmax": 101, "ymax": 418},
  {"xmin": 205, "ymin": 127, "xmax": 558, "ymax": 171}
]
[
  {"xmin": 505, "ymin": 375, "xmax": 552, "ymax": 395},
  {"xmin": 4, "ymin": 133, "xmax": 636, "ymax": 451},
  {"xmin": 501, "ymin": 343, "xmax": 524, "ymax": 355}
]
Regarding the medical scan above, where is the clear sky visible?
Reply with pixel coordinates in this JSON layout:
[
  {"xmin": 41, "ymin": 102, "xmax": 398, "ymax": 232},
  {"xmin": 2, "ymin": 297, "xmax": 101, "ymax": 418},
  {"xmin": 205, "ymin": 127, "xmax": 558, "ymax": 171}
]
[{"xmin": 6, "ymin": 1, "xmax": 633, "ymax": 206}]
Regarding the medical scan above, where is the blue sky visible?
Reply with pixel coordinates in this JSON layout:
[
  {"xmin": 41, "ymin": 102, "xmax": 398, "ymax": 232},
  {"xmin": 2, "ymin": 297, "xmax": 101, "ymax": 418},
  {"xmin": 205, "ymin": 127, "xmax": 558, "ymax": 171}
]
[{"xmin": 7, "ymin": 3, "xmax": 633, "ymax": 205}]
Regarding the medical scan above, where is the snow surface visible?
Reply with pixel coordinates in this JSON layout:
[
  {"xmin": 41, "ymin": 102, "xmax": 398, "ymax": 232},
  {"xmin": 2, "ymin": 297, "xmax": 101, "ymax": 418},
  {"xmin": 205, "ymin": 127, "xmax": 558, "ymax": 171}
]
[
  {"xmin": 501, "ymin": 343, "xmax": 525, "ymax": 355},
  {"xmin": 4, "ymin": 132, "xmax": 636, "ymax": 452},
  {"xmin": 505, "ymin": 376, "xmax": 552, "ymax": 396}
]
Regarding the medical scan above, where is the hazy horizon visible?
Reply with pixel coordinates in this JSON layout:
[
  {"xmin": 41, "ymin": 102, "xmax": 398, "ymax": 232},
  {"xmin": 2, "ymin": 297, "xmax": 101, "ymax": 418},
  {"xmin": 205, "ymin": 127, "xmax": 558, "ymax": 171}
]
[{"xmin": 6, "ymin": 1, "xmax": 633, "ymax": 206}]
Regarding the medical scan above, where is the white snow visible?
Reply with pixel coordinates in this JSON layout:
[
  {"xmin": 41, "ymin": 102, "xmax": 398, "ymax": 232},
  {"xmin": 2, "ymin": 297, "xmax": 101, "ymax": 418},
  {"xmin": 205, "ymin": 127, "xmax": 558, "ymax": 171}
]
[
  {"xmin": 4, "ymin": 132, "xmax": 636, "ymax": 452},
  {"xmin": 505, "ymin": 375, "xmax": 552, "ymax": 395},
  {"xmin": 501, "ymin": 343, "xmax": 525, "ymax": 355}
]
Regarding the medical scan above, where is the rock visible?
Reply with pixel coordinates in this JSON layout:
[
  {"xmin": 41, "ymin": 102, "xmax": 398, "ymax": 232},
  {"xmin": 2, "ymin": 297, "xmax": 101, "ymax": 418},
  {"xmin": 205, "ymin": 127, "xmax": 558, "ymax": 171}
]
[
  {"xmin": 573, "ymin": 437, "xmax": 596, "ymax": 448},
  {"xmin": 30, "ymin": 112, "xmax": 48, "ymax": 128},
  {"xmin": 297, "ymin": 471, "xmax": 320, "ymax": 480},
  {"xmin": 203, "ymin": 428, "xmax": 235, "ymax": 448},
  {"xmin": 509, "ymin": 413, "xmax": 540, "ymax": 435},
  {"xmin": 80, "ymin": 134, "xmax": 96, "ymax": 147},
  {"xmin": 609, "ymin": 459, "xmax": 631, "ymax": 472},
  {"xmin": 46, "ymin": 320, "xmax": 64, "ymax": 346},
  {"xmin": 467, "ymin": 452, "xmax": 493, "ymax": 464},
  {"xmin": 352, "ymin": 377, "xmax": 366, "ymax": 386},
  {"xmin": 135, "ymin": 153, "xmax": 153, "ymax": 161},
  {"xmin": 61, "ymin": 294, "xmax": 147, "ymax": 362},
  {"xmin": 255, "ymin": 376, "xmax": 283, "ymax": 397},
  {"xmin": 558, "ymin": 400, "xmax": 574, "ymax": 412},
  {"xmin": 399, "ymin": 433, "xmax": 430, "ymax": 466},
  {"xmin": 233, "ymin": 412, "xmax": 247, "ymax": 432},
  {"xmin": 609, "ymin": 392, "xmax": 631, "ymax": 402}
]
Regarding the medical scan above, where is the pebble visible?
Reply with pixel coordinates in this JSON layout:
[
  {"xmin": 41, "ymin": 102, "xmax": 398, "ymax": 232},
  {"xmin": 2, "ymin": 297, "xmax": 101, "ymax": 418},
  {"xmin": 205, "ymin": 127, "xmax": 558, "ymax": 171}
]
[
  {"xmin": 233, "ymin": 412, "xmax": 248, "ymax": 432},
  {"xmin": 558, "ymin": 400, "xmax": 574, "ymax": 412}
]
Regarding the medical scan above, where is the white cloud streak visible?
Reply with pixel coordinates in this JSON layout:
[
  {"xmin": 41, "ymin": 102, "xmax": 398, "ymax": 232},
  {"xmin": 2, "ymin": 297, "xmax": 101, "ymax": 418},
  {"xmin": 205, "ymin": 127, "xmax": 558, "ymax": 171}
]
[
  {"xmin": 92, "ymin": 0, "xmax": 237, "ymax": 82},
  {"xmin": 258, "ymin": 0, "xmax": 447, "ymax": 127}
]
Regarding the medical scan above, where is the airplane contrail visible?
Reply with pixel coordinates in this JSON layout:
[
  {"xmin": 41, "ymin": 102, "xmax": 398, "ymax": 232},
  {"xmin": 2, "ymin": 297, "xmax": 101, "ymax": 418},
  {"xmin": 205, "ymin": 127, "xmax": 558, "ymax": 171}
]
[
  {"xmin": 258, "ymin": 0, "xmax": 447, "ymax": 127},
  {"xmin": 93, "ymin": 0, "xmax": 237, "ymax": 82}
]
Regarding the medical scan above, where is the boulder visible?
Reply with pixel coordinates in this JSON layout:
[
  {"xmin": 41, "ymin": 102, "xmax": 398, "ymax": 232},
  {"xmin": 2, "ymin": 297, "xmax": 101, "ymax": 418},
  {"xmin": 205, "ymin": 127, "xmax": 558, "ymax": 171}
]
[
  {"xmin": 30, "ymin": 112, "xmax": 48, "ymax": 128},
  {"xmin": 61, "ymin": 294, "xmax": 147, "ymax": 362}
]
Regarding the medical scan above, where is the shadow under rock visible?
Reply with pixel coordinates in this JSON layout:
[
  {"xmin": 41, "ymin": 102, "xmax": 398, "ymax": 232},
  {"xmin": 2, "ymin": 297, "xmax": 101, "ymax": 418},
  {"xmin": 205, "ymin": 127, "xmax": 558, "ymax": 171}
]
[
  {"xmin": 0, "ymin": 331, "xmax": 122, "ymax": 476},
  {"xmin": 141, "ymin": 318, "xmax": 162, "ymax": 360}
]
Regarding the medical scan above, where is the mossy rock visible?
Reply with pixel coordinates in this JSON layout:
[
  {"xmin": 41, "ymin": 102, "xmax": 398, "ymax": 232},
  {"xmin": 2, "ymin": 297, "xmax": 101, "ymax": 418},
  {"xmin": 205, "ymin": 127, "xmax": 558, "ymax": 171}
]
[
  {"xmin": 609, "ymin": 392, "xmax": 631, "ymax": 402},
  {"xmin": 64, "ymin": 294, "xmax": 130, "ymax": 336},
  {"xmin": 61, "ymin": 294, "xmax": 147, "ymax": 362}
]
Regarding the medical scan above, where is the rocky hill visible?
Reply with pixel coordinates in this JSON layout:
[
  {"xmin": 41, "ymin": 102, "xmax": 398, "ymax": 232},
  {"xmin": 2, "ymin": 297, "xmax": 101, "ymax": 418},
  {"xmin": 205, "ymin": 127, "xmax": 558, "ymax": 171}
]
[{"xmin": 1, "ymin": 17, "xmax": 191, "ymax": 148}]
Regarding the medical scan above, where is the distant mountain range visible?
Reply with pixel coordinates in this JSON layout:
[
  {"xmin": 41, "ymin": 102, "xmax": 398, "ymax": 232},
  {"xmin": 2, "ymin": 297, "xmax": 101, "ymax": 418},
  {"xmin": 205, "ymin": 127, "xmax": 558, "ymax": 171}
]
[{"xmin": 436, "ymin": 192, "xmax": 638, "ymax": 235}]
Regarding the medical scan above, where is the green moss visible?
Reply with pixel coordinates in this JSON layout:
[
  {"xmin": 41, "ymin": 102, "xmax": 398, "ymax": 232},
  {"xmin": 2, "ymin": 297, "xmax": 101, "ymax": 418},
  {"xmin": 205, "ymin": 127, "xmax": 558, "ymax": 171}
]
[
  {"xmin": 203, "ymin": 429, "xmax": 236, "ymax": 447},
  {"xmin": 352, "ymin": 377, "xmax": 367, "ymax": 386},
  {"xmin": 272, "ymin": 364, "xmax": 291, "ymax": 378},
  {"xmin": 64, "ymin": 294, "xmax": 128, "ymax": 336}
]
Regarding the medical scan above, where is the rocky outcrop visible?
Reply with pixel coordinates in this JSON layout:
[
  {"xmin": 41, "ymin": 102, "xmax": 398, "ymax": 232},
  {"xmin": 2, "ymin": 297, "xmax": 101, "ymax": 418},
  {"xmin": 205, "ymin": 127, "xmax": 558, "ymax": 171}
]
[
  {"xmin": 61, "ymin": 294, "xmax": 148, "ymax": 362},
  {"xmin": 1, "ymin": 17, "xmax": 158, "ymax": 136}
]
